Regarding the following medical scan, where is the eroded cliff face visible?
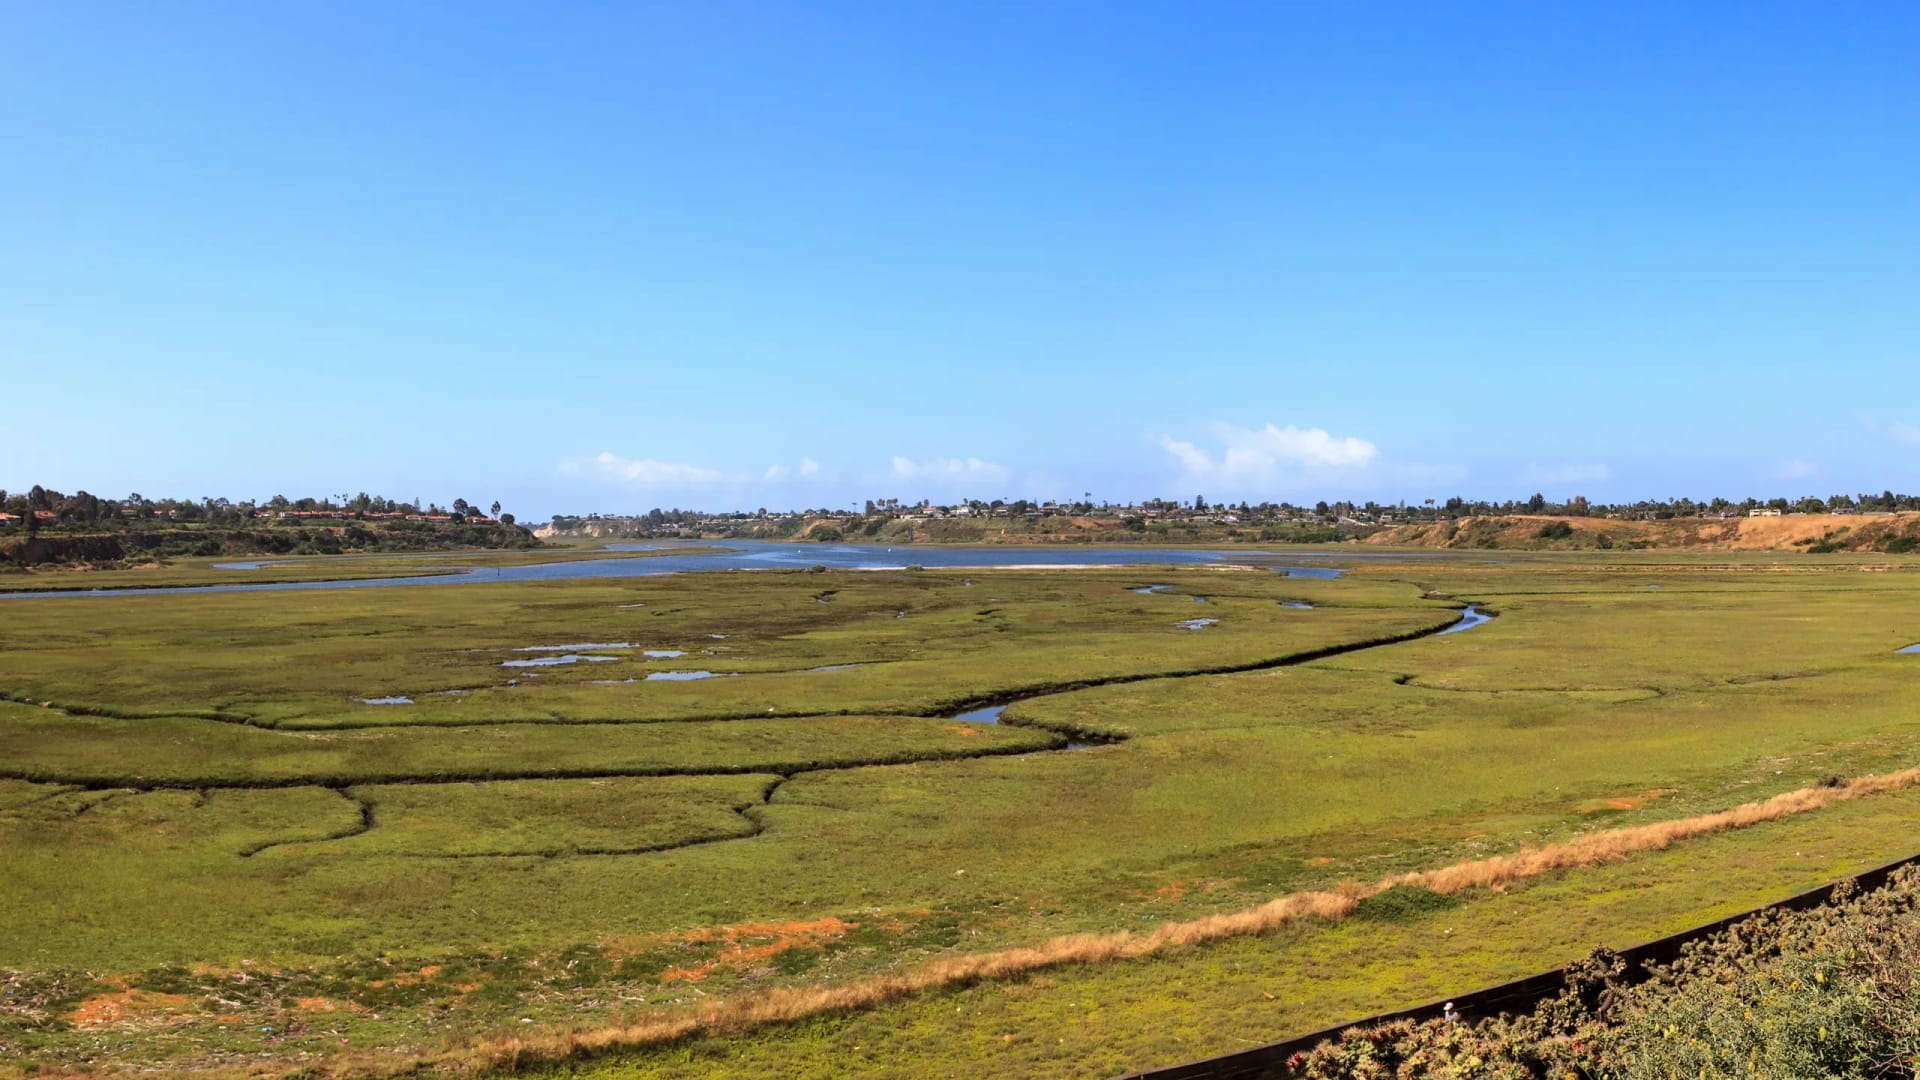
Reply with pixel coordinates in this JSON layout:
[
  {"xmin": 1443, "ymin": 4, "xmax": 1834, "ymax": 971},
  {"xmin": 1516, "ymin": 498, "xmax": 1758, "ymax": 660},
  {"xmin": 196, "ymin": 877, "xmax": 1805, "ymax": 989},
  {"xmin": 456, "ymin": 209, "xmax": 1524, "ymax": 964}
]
[
  {"xmin": 1364, "ymin": 513, "xmax": 1920, "ymax": 553},
  {"xmin": 533, "ymin": 520, "xmax": 629, "ymax": 540}
]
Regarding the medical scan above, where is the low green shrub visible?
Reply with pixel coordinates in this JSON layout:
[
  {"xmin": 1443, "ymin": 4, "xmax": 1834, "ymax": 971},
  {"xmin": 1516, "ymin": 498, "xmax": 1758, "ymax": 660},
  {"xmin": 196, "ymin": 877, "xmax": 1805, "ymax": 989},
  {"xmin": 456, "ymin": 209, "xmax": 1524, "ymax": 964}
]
[{"xmin": 1351, "ymin": 884, "xmax": 1461, "ymax": 924}]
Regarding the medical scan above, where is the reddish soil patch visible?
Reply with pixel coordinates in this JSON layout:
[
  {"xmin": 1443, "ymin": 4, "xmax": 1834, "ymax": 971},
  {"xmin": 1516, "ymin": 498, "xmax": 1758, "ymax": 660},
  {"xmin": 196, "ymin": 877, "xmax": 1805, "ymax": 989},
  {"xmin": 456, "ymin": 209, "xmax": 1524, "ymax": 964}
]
[
  {"xmin": 653, "ymin": 917, "xmax": 853, "ymax": 982},
  {"xmin": 294, "ymin": 996, "xmax": 361, "ymax": 1013},
  {"xmin": 66, "ymin": 987, "xmax": 191, "ymax": 1027},
  {"xmin": 366, "ymin": 963, "xmax": 444, "ymax": 989}
]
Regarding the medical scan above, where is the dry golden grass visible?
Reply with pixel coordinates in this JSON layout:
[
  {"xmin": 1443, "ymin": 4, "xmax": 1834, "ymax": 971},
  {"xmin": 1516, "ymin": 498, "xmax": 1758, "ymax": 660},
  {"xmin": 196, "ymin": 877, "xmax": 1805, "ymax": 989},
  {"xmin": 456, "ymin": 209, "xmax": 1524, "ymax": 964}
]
[
  {"xmin": 463, "ymin": 887, "xmax": 1365, "ymax": 1071},
  {"xmin": 1388, "ymin": 767, "xmax": 1920, "ymax": 896}
]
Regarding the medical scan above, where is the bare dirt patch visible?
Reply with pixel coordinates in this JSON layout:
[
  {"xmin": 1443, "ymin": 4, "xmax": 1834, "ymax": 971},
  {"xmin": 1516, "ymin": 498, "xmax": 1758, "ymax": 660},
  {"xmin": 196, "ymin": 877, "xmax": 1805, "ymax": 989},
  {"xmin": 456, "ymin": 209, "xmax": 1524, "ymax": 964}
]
[
  {"xmin": 650, "ymin": 917, "xmax": 853, "ymax": 983},
  {"xmin": 66, "ymin": 986, "xmax": 192, "ymax": 1027}
]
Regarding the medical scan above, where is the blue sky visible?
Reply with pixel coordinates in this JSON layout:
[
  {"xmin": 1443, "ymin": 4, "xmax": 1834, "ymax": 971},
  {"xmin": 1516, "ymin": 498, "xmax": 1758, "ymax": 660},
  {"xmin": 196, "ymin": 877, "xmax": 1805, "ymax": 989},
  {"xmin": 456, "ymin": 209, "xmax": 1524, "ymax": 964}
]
[{"xmin": 3, "ymin": 2, "xmax": 1916, "ymax": 519}]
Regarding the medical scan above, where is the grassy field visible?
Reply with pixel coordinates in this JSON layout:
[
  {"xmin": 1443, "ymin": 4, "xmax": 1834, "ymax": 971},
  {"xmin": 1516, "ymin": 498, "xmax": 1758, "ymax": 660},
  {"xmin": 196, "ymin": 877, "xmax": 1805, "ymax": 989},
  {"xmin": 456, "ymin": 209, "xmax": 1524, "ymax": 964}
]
[{"xmin": 3, "ymin": 551, "xmax": 1919, "ymax": 1076}]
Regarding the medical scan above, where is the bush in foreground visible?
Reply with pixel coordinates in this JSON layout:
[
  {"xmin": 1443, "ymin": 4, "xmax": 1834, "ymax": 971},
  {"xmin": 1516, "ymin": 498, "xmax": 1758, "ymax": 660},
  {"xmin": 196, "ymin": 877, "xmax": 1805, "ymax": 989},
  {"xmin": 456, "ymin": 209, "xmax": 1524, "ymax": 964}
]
[{"xmin": 1289, "ymin": 867, "xmax": 1920, "ymax": 1078}]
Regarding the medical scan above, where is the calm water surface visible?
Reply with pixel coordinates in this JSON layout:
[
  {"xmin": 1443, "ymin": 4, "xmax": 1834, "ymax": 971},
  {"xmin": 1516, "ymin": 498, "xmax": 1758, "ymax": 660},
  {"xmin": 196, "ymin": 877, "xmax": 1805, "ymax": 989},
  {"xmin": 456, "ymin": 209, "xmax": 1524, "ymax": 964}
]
[
  {"xmin": 1, "ymin": 541, "xmax": 1354, "ymax": 598},
  {"xmin": 1436, "ymin": 605, "xmax": 1492, "ymax": 635}
]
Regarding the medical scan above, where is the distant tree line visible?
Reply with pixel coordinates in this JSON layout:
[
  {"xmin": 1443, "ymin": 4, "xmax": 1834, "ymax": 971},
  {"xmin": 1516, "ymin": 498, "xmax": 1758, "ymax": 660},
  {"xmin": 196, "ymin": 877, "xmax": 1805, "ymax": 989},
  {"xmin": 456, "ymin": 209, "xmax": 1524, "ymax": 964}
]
[
  {"xmin": 0, "ymin": 487, "xmax": 517, "ymax": 532},
  {"xmin": 1429, "ymin": 490, "xmax": 1920, "ymax": 520},
  {"xmin": 542, "ymin": 490, "xmax": 1920, "ymax": 533}
]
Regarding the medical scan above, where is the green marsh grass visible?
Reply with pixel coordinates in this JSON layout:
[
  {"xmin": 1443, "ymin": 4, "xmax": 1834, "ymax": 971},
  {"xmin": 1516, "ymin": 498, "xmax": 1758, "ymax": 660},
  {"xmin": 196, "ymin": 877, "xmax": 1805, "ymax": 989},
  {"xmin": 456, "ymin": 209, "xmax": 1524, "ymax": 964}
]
[{"xmin": 4, "ymin": 554, "xmax": 1920, "ymax": 1075}]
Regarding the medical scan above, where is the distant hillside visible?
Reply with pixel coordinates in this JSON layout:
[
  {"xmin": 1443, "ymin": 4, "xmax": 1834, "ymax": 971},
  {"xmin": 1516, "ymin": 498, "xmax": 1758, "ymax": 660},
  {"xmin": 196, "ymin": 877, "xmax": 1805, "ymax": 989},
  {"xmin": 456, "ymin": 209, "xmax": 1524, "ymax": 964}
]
[
  {"xmin": 1365, "ymin": 513, "xmax": 1920, "ymax": 553},
  {"xmin": 538, "ymin": 508, "xmax": 1920, "ymax": 554},
  {"xmin": 2, "ymin": 519, "xmax": 538, "ymax": 569},
  {"xmin": 536, "ymin": 514, "xmax": 1373, "ymax": 546}
]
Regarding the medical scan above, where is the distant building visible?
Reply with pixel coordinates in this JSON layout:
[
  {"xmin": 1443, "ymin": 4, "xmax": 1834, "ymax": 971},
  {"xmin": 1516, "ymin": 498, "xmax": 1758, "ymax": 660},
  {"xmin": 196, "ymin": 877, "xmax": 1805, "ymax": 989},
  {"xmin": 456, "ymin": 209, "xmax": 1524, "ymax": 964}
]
[{"xmin": 1749, "ymin": 508, "xmax": 1782, "ymax": 517}]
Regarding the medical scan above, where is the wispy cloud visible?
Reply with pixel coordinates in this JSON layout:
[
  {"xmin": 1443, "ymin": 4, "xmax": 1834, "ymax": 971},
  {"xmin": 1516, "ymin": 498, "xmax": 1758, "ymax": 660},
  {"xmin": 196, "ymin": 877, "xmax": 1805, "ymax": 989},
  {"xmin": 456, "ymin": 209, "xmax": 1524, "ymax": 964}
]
[
  {"xmin": 889, "ymin": 456, "xmax": 1009, "ymax": 483},
  {"xmin": 1892, "ymin": 422, "xmax": 1920, "ymax": 447},
  {"xmin": 564, "ymin": 452, "xmax": 829, "ymax": 490},
  {"xmin": 561, "ymin": 452, "xmax": 723, "ymax": 488},
  {"xmin": 1157, "ymin": 422, "xmax": 1380, "ymax": 490},
  {"xmin": 1517, "ymin": 462, "xmax": 1611, "ymax": 487},
  {"xmin": 1779, "ymin": 458, "xmax": 1818, "ymax": 480},
  {"xmin": 763, "ymin": 458, "xmax": 823, "ymax": 482}
]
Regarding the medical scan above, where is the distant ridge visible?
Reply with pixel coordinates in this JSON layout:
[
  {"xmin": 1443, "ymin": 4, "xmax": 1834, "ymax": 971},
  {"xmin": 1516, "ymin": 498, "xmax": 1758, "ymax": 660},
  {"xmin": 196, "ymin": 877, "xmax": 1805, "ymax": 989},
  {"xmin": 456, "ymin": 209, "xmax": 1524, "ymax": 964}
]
[{"xmin": 1365, "ymin": 512, "xmax": 1920, "ymax": 554}]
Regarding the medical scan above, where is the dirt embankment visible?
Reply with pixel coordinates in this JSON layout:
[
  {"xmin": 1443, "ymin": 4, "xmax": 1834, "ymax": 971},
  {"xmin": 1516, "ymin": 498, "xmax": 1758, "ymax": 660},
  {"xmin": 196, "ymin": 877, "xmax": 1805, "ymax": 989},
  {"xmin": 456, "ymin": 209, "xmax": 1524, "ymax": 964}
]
[{"xmin": 1367, "ymin": 513, "xmax": 1920, "ymax": 553}]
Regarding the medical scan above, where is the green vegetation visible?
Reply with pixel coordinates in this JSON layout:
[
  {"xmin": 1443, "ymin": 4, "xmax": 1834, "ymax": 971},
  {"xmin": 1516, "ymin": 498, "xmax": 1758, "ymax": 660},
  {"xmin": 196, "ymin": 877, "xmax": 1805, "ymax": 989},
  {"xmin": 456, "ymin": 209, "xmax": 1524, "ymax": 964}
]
[
  {"xmin": 538, "ymin": 491, "xmax": 1920, "ymax": 551},
  {"xmin": 2, "ymin": 552, "xmax": 1920, "ymax": 1076},
  {"xmin": 0, "ymin": 486, "xmax": 535, "ymax": 570},
  {"xmin": 0, "ymin": 708, "xmax": 1058, "ymax": 787},
  {"xmin": 526, "ymin": 791, "xmax": 1920, "ymax": 1080}
]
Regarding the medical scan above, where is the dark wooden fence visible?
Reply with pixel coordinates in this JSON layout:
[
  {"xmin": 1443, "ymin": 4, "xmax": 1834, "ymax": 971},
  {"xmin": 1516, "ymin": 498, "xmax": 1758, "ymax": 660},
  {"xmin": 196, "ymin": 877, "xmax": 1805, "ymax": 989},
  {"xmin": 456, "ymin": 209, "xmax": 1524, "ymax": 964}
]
[{"xmin": 1114, "ymin": 851, "xmax": 1920, "ymax": 1080}]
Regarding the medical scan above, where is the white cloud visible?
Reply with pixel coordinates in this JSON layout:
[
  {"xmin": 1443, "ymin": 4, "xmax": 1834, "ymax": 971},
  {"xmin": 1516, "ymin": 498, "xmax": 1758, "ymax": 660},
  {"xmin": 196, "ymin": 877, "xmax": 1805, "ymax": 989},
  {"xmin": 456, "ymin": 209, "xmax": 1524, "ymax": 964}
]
[
  {"xmin": 1157, "ymin": 423, "xmax": 1380, "ymax": 489},
  {"xmin": 1891, "ymin": 422, "xmax": 1920, "ymax": 447},
  {"xmin": 1779, "ymin": 458, "xmax": 1818, "ymax": 480},
  {"xmin": 1518, "ymin": 463, "xmax": 1611, "ymax": 487},
  {"xmin": 561, "ymin": 452, "xmax": 722, "ymax": 487},
  {"xmin": 889, "ymin": 456, "xmax": 1009, "ymax": 482},
  {"xmin": 1158, "ymin": 436, "xmax": 1214, "ymax": 475},
  {"xmin": 565, "ymin": 452, "xmax": 830, "ymax": 491},
  {"xmin": 763, "ymin": 458, "xmax": 825, "ymax": 483}
]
